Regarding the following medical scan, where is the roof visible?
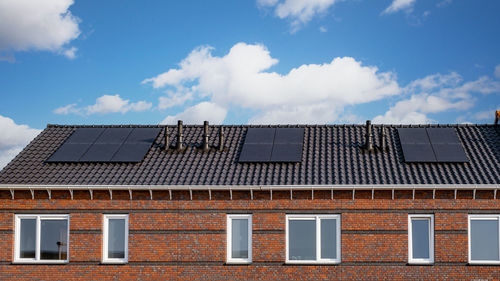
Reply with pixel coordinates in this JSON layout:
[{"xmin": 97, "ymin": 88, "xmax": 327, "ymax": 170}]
[{"xmin": 0, "ymin": 124, "xmax": 499, "ymax": 186}]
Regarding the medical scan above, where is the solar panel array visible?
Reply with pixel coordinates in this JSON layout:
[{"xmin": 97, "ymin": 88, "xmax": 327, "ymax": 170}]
[
  {"xmin": 46, "ymin": 128, "xmax": 161, "ymax": 163},
  {"xmin": 398, "ymin": 128, "xmax": 469, "ymax": 163},
  {"xmin": 238, "ymin": 128, "xmax": 304, "ymax": 163}
]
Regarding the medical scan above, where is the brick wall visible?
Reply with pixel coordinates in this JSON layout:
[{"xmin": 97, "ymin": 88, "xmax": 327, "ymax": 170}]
[{"xmin": 0, "ymin": 189, "xmax": 499, "ymax": 280}]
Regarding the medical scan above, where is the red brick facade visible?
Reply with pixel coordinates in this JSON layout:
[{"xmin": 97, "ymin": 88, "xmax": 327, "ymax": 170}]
[{"xmin": 0, "ymin": 189, "xmax": 499, "ymax": 280}]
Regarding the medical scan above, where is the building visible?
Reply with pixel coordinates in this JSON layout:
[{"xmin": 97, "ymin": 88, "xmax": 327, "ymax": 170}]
[{"xmin": 0, "ymin": 121, "xmax": 499, "ymax": 280}]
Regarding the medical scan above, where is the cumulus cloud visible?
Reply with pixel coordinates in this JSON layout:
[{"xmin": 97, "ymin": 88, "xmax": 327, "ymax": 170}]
[
  {"xmin": 143, "ymin": 42, "xmax": 401, "ymax": 124},
  {"xmin": 373, "ymin": 72, "xmax": 500, "ymax": 124},
  {"xmin": 257, "ymin": 0, "xmax": 341, "ymax": 32},
  {"xmin": 161, "ymin": 102, "xmax": 227, "ymax": 125},
  {"xmin": 54, "ymin": 94, "xmax": 152, "ymax": 115},
  {"xmin": 495, "ymin": 64, "xmax": 500, "ymax": 79},
  {"xmin": 0, "ymin": 115, "xmax": 41, "ymax": 170},
  {"xmin": 158, "ymin": 90, "xmax": 193, "ymax": 110},
  {"xmin": 0, "ymin": 0, "xmax": 80, "ymax": 59},
  {"xmin": 382, "ymin": 0, "xmax": 416, "ymax": 14}
]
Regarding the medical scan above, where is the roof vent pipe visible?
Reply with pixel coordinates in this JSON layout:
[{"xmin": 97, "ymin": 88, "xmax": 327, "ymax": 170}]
[
  {"xmin": 495, "ymin": 110, "xmax": 499, "ymax": 125},
  {"xmin": 364, "ymin": 120, "xmax": 373, "ymax": 151},
  {"xmin": 202, "ymin": 121, "xmax": 210, "ymax": 151},
  {"xmin": 379, "ymin": 125, "xmax": 386, "ymax": 150},
  {"xmin": 164, "ymin": 127, "xmax": 169, "ymax": 150},
  {"xmin": 218, "ymin": 126, "xmax": 224, "ymax": 151},
  {"xmin": 176, "ymin": 120, "xmax": 184, "ymax": 151}
]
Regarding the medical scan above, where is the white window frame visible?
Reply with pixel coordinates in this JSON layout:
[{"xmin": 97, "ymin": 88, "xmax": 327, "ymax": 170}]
[
  {"xmin": 226, "ymin": 214, "xmax": 252, "ymax": 264},
  {"xmin": 102, "ymin": 214, "xmax": 129, "ymax": 264},
  {"xmin": 408, "ymin": 214, "xmax": 434, "ymax": 264},
  {"xmin": 468, "ymin": 214, "xmax": 500, "ymax": 265},
  {"xmin": 286, "ymin": 214, "xmax": 341, "ymax": 264},
  {"xmin": 14, "ymin": 214, "xmax": 70, "ymax": 264}
]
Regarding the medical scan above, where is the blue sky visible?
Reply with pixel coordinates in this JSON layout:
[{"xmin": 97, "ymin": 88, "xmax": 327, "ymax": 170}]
[{"xmin": 0, "ymin": 0, "xmax": 499, "ymax": 168}]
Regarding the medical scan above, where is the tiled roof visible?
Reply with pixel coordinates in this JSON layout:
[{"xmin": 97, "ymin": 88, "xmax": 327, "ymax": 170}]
[{"xmin": 0, "ymin": 124, "xmax": 499, "ymax": 186}]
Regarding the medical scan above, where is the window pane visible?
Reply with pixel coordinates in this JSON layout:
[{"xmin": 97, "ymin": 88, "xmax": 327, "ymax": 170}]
[
  {"xmin": 471, "ymin": 219, "xmax": 499, "ymax": 261},
  {"xmin": 20, "ymin": 219, "xmax": 36, "ymax": 259},
  {"xmin": 40, "ymin": 220, "xmax": 68, "ymax": 260},
  {"xmin": 231, "ymin": 219, "xmax": 248, "ymax": 259},
  {"xmin": 108, "ymin": 219, "xmax": 126, "ymax": 259},
  {"xmin": 411, "ymin": 219, "xmax": 430, "ymax": 259},
  {"xmin": 320, "ymin": 219, "xmax": 337, "ymax": 259},
  {"xmin": 289, "ymin": 220, "xmax": 316, "ymax": 260}
]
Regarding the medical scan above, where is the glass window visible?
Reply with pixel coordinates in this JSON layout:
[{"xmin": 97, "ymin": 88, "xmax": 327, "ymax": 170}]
[
  {"xmin": 227, "ymin": 214, "xmax": 252, "ymax": 263},
  {"xmin": 408, "ymin": 215, "xmax": 434, "ymax": 264},
  {"xmin": 15, "ymin": 214, "xmax": 69, "ymax": 263},
  {"xmin": 103, "ymin": 214, "xmax": 128, "ymax": 263},
  {"xmin": 286, "ymin": 215, "xmax": 341, "ymax": 264},
  {"xmin": 469, "ymin": 215, "xmax": 500, "ymax": 264}
]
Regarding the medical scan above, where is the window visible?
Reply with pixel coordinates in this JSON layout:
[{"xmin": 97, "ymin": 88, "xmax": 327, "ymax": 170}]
[
  {"xmin": 103, "ymin": 214, "xmax": 129, "ymax": 263},
  {"xmin": 286, "ymin": 215, "xmax": 340, "ymax": 264},
  {"xmin": 408, "ymin": 214, "xmax": 434, "ymax": 264},
  {"xmin": 468, "ymin": 215, "xmax": 500, "ymax": 264},
  {"xmin": 227, "ymin": 214, "xmax": 252, "ymax": 264},
  {"xmin": 14, "ymin": 214, "xmax": 69, "ymax": 263}
]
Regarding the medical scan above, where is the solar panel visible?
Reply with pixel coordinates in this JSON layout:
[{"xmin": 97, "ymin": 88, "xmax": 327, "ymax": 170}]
[
  {"xmin": 432, "ymin": 143, "xmax": 469, "ymax": 162},
  {"xmin": 270, "ymin": 143, "xmax": 303, "ymax": 162},
  {"xmin": 94, "ymin": 128, "xmax": 132, "ymax": 144},
  {"xmin": 426, "ymin": 128, "xmax": 460, "ymax": 144},
  {"xmin": 126, "ymin": 128, "xmax": 162, "ymax": 143},
  {"xmin": 401, "ymin": 143, "xmax": 436, "ymax": 162},
  {"xmin": 238, "ymin": 128, "xmax": 304, "ymax": 163},
  {"xmin": 46, "ymin": 127, "xmax": 161, "ymax": 163},
  {"xmin": 274, "ymin": 128, "xmax": 304, "ymax": 144},
  {"xmin": 65, "ymin": 128, "xmax": 105, "ymax": 143},
  {"xmin": 79, "ymin": 144, "xmax": 122, "ymax": 162},
  {"xmin": 244, "ymin": 128, "xmax": 275, "ymax": 144},
  {"xmin": 111, "ymin": 143, "xmax": 153, "ymax": 162},
  {"xmin": 398, "ymin": 128, "xmax": 468, "ymax": 163},
  {"xmin": 238, "ymin": 144, "xmax": 273, "ymax": 162},
  {"xmin": 46, "ymin": 143, "xmax": 92, "ymax": 162},
  {"xmin": 397, "ymin": 128, "xmax": 430, "ymax": 144}
]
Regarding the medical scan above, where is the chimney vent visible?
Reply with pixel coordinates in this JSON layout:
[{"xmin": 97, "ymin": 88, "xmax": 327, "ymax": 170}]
[
  {"xmin": 164, "ymin": 127, "xmax": 169, "ymax": 150},
  {"xmin": 495, "ymin": 111, "xmax": 500, "ymax": 125},
  {"xmin": 364, "ymin": 120, "xmax": 373, "ymax": 151},
  {"xmin": 379, "ymin": 125, "xmax": 386, "ymax": 150},
  {"xmin": 218, "ymin": 126, "xmax": 225, "ymax": 151},
  {"xmin": 176, "ymin": 120, "xmax": 184, "ymax": 151},
  {"xmin": 202, "ymin": 121, "xmax": 210, "ymax": 151}
]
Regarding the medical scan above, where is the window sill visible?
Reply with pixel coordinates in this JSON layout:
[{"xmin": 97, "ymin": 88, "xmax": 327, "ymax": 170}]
[
  {"xmin": 285, "ymin": 261, "xmax": 341, "ymax": 265},
  {"xmin": 408, "ymin": 261, "xmax": 434, "ymax": 266},
  {"xmin": 12, "ymin": 260, "xmax": 69, "ymax": 265},
  {"xmin": 225, "ymin": 260, "xmax": 252, "ymax": 265},
  {"xmin": 101, "ymin": 260, "xmax": 128, "ymax": 265},
  {"xmin": 468, "ymin": 261, "xmax": 500, "ymax": 265}
]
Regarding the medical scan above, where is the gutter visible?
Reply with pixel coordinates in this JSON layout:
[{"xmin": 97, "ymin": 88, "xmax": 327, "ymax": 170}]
[{"xmin": 0, "ymin": 184, "xmax": 499, "ymax": 200}]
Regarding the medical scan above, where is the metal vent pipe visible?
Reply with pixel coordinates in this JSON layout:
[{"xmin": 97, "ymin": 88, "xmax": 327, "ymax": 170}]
[
  {"xmin": 176, "ymin": 120, "xmax": 184, "ymax": 151},
  {"xmin": 364, "ymin": 120, "xmax": 373, "ymax": 150},
  {"xmin": 203, "ymin": 121, "xmax": 210, "ymax": 151}
]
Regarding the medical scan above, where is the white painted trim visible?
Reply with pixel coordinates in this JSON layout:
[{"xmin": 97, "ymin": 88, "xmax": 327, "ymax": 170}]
[
  {"xmin": 468, "ymin": 214, "xmax": 500, "ymax": 265},
  {"xmin": 285, "ymin": 214, "xmax": 341, "ymax": 264},
  {"xmin": 408, "ymin": 214, "xmax": 434, "ymax": 264},
  {"xmin": 226, "ymin": 214, "xmax": 252, "ymax": 264},
  {"xmin": 14, "ymin": 214, "xmax": 70, "ymax": 264},
  {"xmin": 102, "ymin": 214, "xmax": 129, "ymax": 264}
]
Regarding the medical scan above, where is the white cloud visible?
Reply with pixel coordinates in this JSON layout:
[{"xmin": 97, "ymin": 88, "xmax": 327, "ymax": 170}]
[
  {"xmin": 54, "ymin": 94, "xmax": 152, "ymax": 115},
  {"xmin": 373, "ymin": 72, "xmax": 500, "ymax": 124},
  {"xmin": 158, "ymin": 91, "xmax": 193, "ymax": 110},
  {"xmin": 0, "ymin": 0, "xmax": 80, "ymax": 58},
  {"xmin": 143, "ymin": 42, "xmax": 401, "ymax": 124},
  {"xmin": 161, "ymin": 102, "xmax": 227, "ymax": 125},
  {"xmin": 0, "ymin": 115, "xmax": 41, "ymax": 170},
  {"xmin": 61, "ymin": 46, "xmax": 78, "ymax": 59},
  {"xmin": 257, "ymin": 0, "xmax": 340, "ymax": 32},
  {"xmin": 382, "ymin": 0, "xmax": 416, "ymax": 14},
  {"xmin": 473, "ymin": 110, "xmax": 496, "ymax": 121},
  {"xmin": 319, "ymin": 26, "xmax": 328, "ymax": 32},
  {"xmin": 495, "ymin": 64, "xmax": 500, "ymax": 79}
]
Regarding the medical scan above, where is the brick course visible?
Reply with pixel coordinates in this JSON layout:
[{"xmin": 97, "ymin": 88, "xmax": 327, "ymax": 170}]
[{"xmin": 0, "ymin": 189, "xmax": 499, "ymax": 280}]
